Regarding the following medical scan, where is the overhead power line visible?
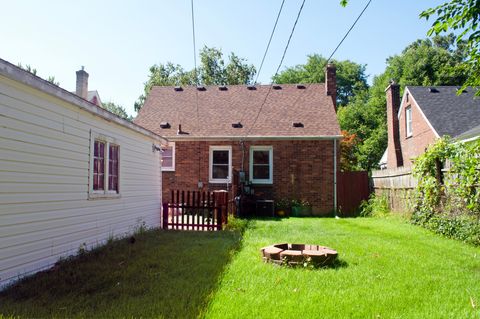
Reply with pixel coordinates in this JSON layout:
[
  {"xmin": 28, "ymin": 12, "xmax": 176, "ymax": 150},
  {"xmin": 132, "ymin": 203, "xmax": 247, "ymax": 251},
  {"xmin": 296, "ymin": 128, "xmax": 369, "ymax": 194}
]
[
  {"xmin": 191, "ymin": 0, "xmax": 202, "ymax": 184},
  {"xmin": 254, "ymin": 0, "xmax": 286, "ymax": 84},
  {"xmin": 246, "ymin": 0, "xmax": 306, "ymax": 137}
]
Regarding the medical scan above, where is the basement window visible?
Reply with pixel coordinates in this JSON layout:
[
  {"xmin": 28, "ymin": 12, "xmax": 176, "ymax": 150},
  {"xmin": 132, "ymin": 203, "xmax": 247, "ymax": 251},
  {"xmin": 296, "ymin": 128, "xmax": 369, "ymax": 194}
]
[
  {"xmin": 161, "ymin": 142, "xmax": 175, "ymax": 171},
  {"xmin": 406, "ymin": 106, "xmax": 412, "ymax": 137},
  {"xmin": 250, "ymin": 146, "xmax": 273, "ymax": 184},
  {"xmin": 209, "ymin": 146, "xmax": 232, "ymax": 184}
]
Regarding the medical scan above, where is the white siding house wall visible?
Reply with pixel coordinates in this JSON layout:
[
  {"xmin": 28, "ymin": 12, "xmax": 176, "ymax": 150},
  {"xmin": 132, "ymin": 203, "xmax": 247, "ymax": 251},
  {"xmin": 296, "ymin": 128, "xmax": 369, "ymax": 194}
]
[{"xmin": 0, "ymin": 71, "xmax": 162, "ymax": 286}]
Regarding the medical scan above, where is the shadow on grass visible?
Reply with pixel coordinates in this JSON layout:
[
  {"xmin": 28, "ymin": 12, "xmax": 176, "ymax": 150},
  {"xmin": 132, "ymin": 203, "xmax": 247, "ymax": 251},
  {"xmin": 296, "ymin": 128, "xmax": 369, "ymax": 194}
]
[{"xmin": 0, "ymin": 229, "xmax": 244, "ymax": 319}]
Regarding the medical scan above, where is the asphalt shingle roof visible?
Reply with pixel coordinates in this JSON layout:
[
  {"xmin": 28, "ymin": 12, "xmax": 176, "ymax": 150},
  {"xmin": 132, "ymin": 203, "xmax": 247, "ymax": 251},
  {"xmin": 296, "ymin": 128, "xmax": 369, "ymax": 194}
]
[
  {"xmin": 134, "ymin": 84, "xmax": 341, "ymax": 139},
  {"xmin": 407, "ymin": 86, "xmax": 480, "ymax": 138}
]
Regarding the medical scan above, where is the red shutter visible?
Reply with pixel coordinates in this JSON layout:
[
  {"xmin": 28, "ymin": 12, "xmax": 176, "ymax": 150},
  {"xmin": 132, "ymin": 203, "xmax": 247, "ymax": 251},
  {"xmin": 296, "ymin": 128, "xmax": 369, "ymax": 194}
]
[{"xmin": 108, "ymin": 145, "xmax": 119, "ymax": 192}]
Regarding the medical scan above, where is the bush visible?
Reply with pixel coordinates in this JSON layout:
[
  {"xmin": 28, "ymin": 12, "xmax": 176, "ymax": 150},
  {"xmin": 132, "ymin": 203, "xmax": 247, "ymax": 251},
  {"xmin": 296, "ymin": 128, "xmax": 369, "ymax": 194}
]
[
  {"xmin": 224, "ymin": 215, "xmax": 249, "ymax": 234},
  {"xmin": 411, "ymin": 137, "xmax": 480, "ymax": 245},
  {"xmin": 359, "ymin": 193, "xmax": 389, "ymax": 217}
]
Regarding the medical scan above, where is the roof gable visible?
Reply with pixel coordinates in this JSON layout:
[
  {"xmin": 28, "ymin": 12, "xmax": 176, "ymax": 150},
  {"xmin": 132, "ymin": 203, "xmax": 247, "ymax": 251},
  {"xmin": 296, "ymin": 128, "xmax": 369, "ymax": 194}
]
[
  {"xmin": 405, "ymin": 86, "xmax": 480, "ymax": 138},
  {"xmin": 134, "ymin": 84, "xmax": 341, "ymax": 139}
]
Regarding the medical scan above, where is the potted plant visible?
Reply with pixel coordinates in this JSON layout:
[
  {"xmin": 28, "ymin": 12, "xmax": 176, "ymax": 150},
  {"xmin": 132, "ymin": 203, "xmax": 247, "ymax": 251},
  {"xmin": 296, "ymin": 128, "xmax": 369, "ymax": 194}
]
[
  {"xmin": 291, "ymin": 199, "xmax": 312, "ymax": 217},
  {"xmin": 275, "ymin": 198, "xmax": 291, "ymax": 217}
]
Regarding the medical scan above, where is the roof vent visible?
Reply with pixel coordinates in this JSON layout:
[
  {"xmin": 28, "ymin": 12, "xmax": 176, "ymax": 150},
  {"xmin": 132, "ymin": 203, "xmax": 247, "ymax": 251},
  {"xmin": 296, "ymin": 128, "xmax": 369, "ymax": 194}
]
[
  {"xmin": 174, "ymin": 86, "xmax": 183, "ymax": 91},
  {"xmin": 296, "ymin": 84, "xmax": 306, "ymax": 89},
  {"xmin": 219, "ymin": 85, "xmax": 228, "ymax": 91},
  {"xmin": 177, "ymin": 124, "xmax": 189, "ymax": 135},
  {"xmin": 247, "ymin": 85, "xmax": 256, "ymax": 90},
  {"xmin": 232, "ymin": 122, "xmax": 243, "ymax": 128},
  {"xmin": 292, "ymin": 122, "xmax": 304, "ymax": 128},
  {"xmin": 160, "ymin": 122, "xmax": 171, "ymax": 129},
  {"xmin": 272, "ymin": 85, "xmax": 282, "ymax": 90},
  {"xmin": 197, "ymin": 86, "xmax": 206, "ymax": 91},
  {"xmin": 429, "ymin": 87, "xmax": 439, "ymax": 93}
]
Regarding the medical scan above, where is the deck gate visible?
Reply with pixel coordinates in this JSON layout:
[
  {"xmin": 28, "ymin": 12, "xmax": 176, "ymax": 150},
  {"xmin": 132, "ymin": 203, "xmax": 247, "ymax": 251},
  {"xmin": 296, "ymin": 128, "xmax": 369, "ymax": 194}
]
[{"xmin": 162, "ymin": 190, "xmax": 228, "ymax": 231}]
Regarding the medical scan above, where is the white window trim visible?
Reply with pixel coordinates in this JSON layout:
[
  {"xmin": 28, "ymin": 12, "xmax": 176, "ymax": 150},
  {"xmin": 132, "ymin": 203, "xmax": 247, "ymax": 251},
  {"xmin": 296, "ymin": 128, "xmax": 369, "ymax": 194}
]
[
  {"xmin": 161, "ymin": 142, "xmax": 175, "ymax": 172},
  {"xmin": 406, "ymin": 106, "xmax": 413, "ymax": 137},
  {"xmin": 249, "ymin": 146, "xmax": 273, "ymax": 184},
  {"xmin": 89, "ymin": 130, "xmax": 121, "ymax": 199},
  {"xmin": 209, "ymin": 145, "xmax": 232, "ymax": 184}
]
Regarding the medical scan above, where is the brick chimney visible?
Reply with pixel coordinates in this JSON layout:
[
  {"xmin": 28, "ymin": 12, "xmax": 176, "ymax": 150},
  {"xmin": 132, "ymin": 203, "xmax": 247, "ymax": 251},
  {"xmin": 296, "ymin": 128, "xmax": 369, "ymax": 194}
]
[
  {"xmin": 325, "ymin": 63, "xmax": 337, "ymax": 111},
  {"xmin": 76, "ymin": 66, "xmax": 89, "ymax": 99},
  {"xmin": 385, "ymin": 81, "xmax": 403, "ymax": 168}
]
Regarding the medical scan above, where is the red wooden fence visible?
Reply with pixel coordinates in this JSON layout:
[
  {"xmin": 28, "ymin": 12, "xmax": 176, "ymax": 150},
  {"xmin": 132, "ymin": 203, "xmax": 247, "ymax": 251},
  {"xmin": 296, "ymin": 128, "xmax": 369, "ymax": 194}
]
[
  {"xmin": 337, "ymin": 171, "xmax": 371, "ymax": 216},
  {"xmin": 162, "ymin": 190, "xmax": 228, "ymax": 231}
]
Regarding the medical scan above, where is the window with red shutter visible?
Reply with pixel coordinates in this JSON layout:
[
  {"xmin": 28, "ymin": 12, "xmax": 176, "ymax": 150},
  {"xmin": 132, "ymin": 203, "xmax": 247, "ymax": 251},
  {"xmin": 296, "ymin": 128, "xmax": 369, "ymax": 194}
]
[{"xmin": 93, "ymin": 140, "xmax": 105, "ymax": 191}]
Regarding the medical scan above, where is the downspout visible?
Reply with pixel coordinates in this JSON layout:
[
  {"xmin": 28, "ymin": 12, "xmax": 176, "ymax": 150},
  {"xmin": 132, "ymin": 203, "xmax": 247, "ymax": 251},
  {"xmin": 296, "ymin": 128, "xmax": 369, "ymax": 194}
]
[{"xmin": 333, "ymin": 138, "xmax": 338, "ymax": 217}]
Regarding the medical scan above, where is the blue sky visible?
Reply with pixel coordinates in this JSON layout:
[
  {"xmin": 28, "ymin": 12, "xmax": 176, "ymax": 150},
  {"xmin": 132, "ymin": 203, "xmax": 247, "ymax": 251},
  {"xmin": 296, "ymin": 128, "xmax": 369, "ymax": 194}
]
[{"xmin": 1, "ymin": 0, "xmax": 444, "ymax": 116}]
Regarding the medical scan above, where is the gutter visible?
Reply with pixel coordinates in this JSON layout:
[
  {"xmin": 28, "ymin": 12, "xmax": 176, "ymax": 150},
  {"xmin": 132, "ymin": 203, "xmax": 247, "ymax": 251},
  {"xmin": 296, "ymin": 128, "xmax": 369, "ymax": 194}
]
[{"xmin": 164, "ymin": 135, "xmax": 344, "ymax": 142}]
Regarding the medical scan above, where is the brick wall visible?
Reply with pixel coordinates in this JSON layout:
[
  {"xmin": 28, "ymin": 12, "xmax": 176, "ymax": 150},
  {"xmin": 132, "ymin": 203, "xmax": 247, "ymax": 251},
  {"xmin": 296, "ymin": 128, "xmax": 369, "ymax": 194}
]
[
  {"xmin": 163, "ymin": 139, "xmax": 337, "ymax": 215},
  {"xmin": 398, "ymin": 92, "xmax": 437, "ymax": 167}
]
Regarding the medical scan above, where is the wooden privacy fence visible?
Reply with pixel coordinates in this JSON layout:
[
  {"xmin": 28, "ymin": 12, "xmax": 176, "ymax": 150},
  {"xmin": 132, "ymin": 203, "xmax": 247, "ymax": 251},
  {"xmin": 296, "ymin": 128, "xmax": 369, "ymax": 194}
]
[
  {"xmin": 371, "ymin": 167, "xmax": 416, "ymax": 213},
  {"xmin": 162, "ymin": 190, "xmax": 228, "ymax": 231},
  {"xmin": 337, "ymin": 171, "xmax": 371, "ymax": 216}
]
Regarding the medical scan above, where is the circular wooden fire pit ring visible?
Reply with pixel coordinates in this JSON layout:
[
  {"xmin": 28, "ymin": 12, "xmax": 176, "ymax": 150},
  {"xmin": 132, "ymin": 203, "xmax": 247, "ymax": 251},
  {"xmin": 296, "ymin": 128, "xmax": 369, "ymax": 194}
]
[{"xmin": 261, "ymin": 243, "xmax": 338, "ymax": 267}]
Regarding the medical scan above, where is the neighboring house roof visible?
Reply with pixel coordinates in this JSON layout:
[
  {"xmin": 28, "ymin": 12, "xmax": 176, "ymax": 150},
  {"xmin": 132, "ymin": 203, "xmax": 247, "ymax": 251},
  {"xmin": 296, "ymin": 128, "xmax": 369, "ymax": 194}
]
[
  {"xmin": 0, "ymin": 58, "xmax": 163, "ymax": 141},
  {"xmin": 87, "ymin": 90, "xmax": 102, "ymax": 106},
  {"xmin": 456, "ymin": 124, "xmax": 480, "ymax": 142},
  {"xmin": 405, "ymin": 86, "xmax": 480, "ymax": 138},
  {"xmin": 134, "ymin": 84, "xmax": 341, "ymax": 140}
]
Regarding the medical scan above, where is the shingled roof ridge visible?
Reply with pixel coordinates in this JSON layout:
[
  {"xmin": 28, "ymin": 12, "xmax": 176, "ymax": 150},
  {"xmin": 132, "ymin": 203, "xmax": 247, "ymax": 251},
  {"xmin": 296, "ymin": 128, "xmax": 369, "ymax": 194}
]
[{"xmin": 151, "ymin": 83, "xmax": 325, "ymax": 89}]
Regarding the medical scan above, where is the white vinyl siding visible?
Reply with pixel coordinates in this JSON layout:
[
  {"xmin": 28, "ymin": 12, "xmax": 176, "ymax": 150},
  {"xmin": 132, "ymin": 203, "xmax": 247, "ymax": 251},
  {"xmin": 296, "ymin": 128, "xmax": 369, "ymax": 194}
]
[
  {"xmin": 249, "ymin": 146, "xmax": 273, "ymax": 184},
  {"xmin": 0, "ymin": 75, "xmax": 162, "ymax": 287}
]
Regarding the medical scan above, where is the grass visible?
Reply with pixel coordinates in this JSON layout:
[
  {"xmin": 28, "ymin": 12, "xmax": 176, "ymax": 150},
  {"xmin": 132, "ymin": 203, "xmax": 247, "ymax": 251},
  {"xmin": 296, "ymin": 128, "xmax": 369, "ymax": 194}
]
[
  {"xmin": 0, "ymin": 230, "xmax": 242, "ymax": 319},
  {"xmin": 1, "ymin": 217, "xmax": 479, "ymax": 318}
]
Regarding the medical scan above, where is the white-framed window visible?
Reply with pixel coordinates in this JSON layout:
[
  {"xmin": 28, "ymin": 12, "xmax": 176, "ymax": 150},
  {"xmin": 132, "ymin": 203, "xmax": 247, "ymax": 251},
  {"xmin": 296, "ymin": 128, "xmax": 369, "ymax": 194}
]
[
  {"xmin": 89, "ymin": 131, "xmax": 120, "ymax": 199},
  {"xmin": 209, "ymin": 146, "xmax": 232, "ymax": 184},
  {"xmin": 249, "ymin": 146, "xmax": 273, "ymax": 184},
  {"xmin": 161, "ymin": 142, "xmax": 175, "ymax": 171},
  {"xmin": 406, "ymin": 106, "xmax": 413, "ymax": 137}
]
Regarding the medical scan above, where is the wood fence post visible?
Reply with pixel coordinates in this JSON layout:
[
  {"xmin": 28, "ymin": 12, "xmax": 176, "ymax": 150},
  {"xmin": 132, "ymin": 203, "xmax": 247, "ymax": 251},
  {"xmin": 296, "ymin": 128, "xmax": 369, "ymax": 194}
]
[
  {"xmin": 217, "ymin": 207, "xmax": 222, "ymax": 230},
  {"xmin": 162, "ymin": 202, "xmax": 169, "ymax": 229}
]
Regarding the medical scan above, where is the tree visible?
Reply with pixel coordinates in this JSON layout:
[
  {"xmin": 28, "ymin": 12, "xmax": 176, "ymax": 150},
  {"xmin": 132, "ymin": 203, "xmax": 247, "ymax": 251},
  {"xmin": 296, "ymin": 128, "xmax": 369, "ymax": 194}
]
[
  {"xmin": 102, "ymin": 101, "xmax": 133, "ymax": 121},
  {"xmin": 420, "ymin": 0, "xmax": 480, "ymax": 94},
  {"xmin": 338, "ymin": 35, "xmax": 467, "ymax": 170},
  {"xmin": 272, "ymin": 54, "xmax": 368, "ymax": 106},
  {"xmin": 134, "ymin": 46, "xmax": 256, "ymax": 112}
]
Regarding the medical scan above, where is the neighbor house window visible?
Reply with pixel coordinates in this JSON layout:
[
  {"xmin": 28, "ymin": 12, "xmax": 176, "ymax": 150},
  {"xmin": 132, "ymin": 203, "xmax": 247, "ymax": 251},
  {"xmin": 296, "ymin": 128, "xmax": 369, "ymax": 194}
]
[
  {"xmin": 250, "ymin": 146, "xmax": 273, "ymax": 184},
  {"xmin": 90, "ymin": 132, "xmax": 120, "ymax": 198},
  {"xmin": 209, "ymin": 146, "xmax": 232, "ymax": 183},
  {"xmin": 161, "ymin": 142, "xmax": 175, "ymax": 171},
  {"xmin": 406, "ymin": 106, "xmax": 413, "ymax": 137}
]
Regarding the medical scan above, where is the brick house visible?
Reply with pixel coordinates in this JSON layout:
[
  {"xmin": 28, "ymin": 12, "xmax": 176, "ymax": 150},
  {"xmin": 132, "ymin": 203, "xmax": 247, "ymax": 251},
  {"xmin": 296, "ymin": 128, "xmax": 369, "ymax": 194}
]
[
  {"xmin": 382, "ymin": 83, "xmax": 480, "ymax": 169},
  {"xmin": 134, "ymin": 65, "xmax": 341, "ymax": 215}
]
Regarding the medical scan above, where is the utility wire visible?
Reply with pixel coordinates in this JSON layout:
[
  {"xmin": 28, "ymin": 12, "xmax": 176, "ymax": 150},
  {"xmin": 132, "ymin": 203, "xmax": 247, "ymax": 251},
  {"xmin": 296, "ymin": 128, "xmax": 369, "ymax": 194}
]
[
  {"xmin": 254, "ymin": 0, "xmax": 286, "ymax": 84},
  {"xmin": 326, "ymin": 0, "xmax": 372, "ymax": 63},
  {"xmin": 279, "ymin": 0, "xmax": 373, "ymax": 117},
  {"xmin": 246, "ymin": 0, "xmax": 306, "ymax": 137},
  {"xmin": 191, "ymin": 0, "xmax": 202, "ymax": 185}
]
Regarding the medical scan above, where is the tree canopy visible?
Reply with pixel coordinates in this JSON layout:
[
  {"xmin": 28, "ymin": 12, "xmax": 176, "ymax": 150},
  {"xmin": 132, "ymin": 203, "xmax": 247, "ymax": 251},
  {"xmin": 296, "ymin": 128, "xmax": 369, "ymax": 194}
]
[
  {"xmin": 420, "ymin": 0, "xmax": 480, "ymax": 94},
  {"xmin": 338, "ymin": 35, "xmax": 468, "ymax": 171},
  {"xmin": 134, "ymin": 46, "xmax": 256, "ymax": 112},
  {"xmin": 272, "ymin": 54, "xmax": 368, "ymax": 107},
  {"xmin": 102, "ymin": 101, "xmax": 133, "ymax": 122}
]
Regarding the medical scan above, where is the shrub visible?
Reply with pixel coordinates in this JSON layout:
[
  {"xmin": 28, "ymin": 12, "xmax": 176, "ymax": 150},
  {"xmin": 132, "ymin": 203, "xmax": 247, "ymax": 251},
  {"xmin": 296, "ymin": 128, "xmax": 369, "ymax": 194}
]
[
  {"xmin": 411, "ymin": 137, "xmax": 480, "ymax": 245},
  {"xmin": 224, "ymin": 215, "xmax": 249, "ymax": 234},
  {"xmin": 360, "ymin": 193, "xmax": 389, "ymax": 217}
]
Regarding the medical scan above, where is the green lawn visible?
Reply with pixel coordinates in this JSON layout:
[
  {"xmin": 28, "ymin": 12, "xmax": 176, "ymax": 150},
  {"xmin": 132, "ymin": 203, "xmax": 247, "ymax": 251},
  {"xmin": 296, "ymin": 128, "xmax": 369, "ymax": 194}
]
[{"xmin": 1, "ymin": 217, "xmax": 479, "ymax": 318}]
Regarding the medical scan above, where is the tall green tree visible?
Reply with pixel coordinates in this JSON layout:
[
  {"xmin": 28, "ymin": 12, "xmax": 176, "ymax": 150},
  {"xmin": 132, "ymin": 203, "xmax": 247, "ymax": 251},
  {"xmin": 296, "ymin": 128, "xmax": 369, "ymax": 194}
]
[
  {"xmin": 420, "ymin": 0, "xmax": 480, "ymax": 94},
  {"xmin": 102, "ymin": 101, "xmax": 133, "ymax": 122},
  {"xmin": 134, "ymin": 46, "xmax": 256, "ymax": 112},
  {"xmin": 338, "ymin": 35, "xmax": 468, "ymax": 170},
  {"xmin": 272, "ymin": 54, "xmax": 368, "ymax": 107}
]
